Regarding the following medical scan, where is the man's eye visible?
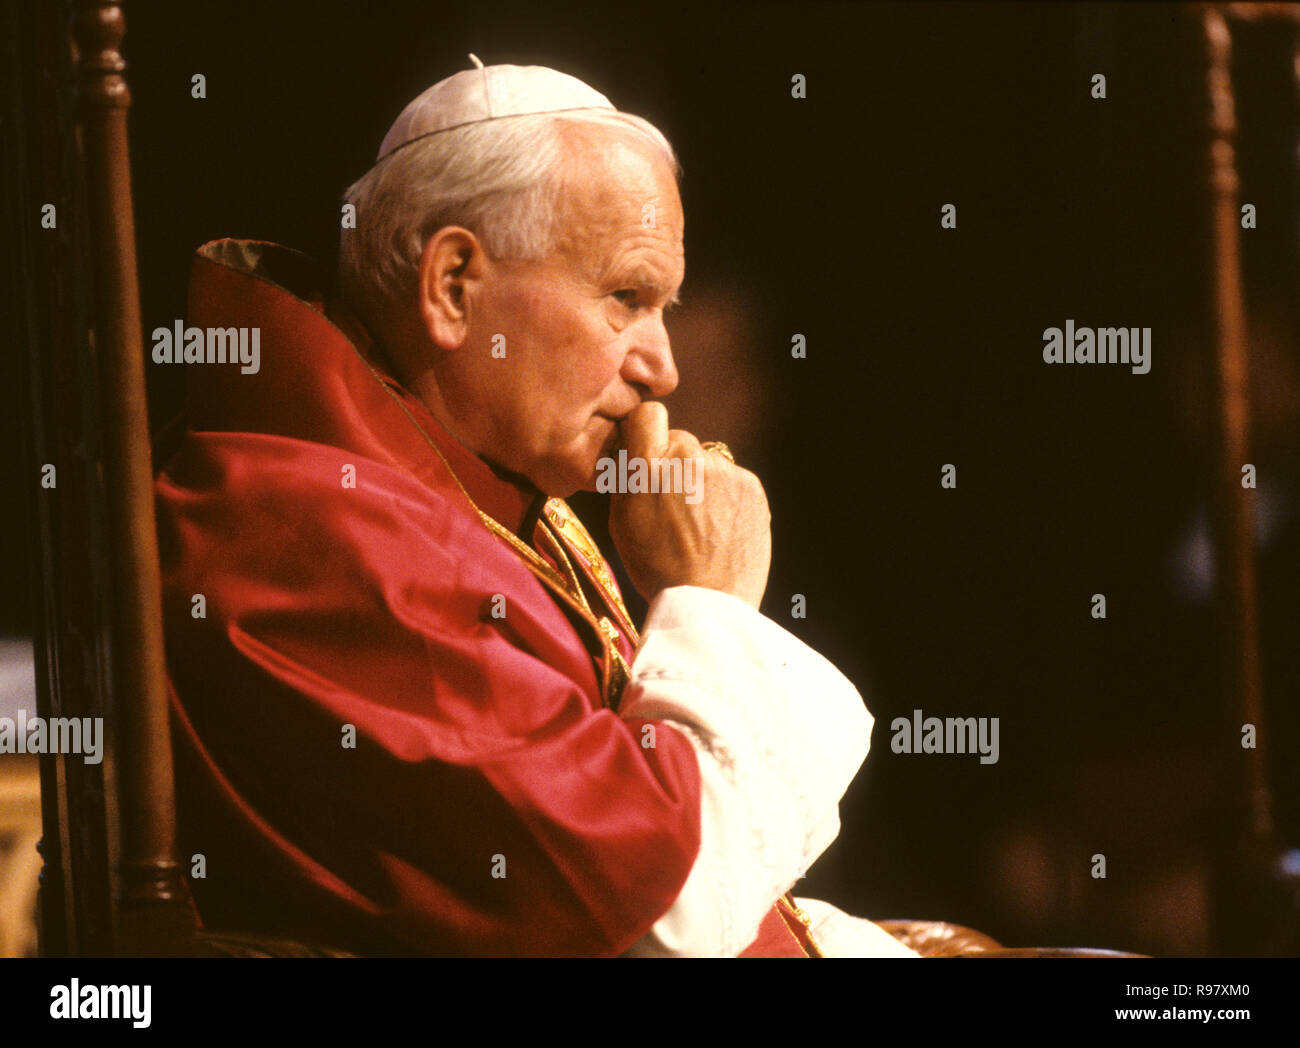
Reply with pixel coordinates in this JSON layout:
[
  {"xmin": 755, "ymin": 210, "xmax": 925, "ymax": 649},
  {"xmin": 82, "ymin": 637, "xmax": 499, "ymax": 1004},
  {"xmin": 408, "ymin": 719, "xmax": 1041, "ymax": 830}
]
[{"xmin": 612, "ymin": 289, "xmax": 639, "ymax": 308}]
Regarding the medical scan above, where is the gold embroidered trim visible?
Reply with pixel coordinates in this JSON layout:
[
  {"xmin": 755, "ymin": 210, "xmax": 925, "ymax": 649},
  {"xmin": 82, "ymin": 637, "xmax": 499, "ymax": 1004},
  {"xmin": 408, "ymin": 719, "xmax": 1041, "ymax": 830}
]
[
  {"xmin": 535, "ymin": 523, "xmax": 632, "ymax": 702},
  {"xmin": 543, "ymin": 498, "xmax": 639, "ymax": 641},
  {"xmin": 778, "ymin": 893, "xmax": 825, "ymax": 959}
]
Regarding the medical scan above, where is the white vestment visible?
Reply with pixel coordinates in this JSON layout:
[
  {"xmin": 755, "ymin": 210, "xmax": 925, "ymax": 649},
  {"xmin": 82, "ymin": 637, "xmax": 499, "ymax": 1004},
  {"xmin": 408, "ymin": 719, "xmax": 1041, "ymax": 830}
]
[{"xmin": 620, "ymin": 586, "xmax": 919, "ymax": 957}]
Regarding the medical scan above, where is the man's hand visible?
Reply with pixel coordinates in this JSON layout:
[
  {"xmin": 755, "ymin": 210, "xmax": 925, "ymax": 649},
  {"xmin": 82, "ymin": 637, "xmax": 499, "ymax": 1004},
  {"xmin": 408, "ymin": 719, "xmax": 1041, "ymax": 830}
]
[{"xmin": 609, "ymin": 402, "xmax": 771, "ymax": 609}]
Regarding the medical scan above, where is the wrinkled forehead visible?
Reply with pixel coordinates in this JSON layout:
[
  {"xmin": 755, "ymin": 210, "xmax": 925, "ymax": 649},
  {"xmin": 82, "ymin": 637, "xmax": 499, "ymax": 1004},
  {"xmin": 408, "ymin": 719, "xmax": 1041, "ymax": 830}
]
[{"xmin": 552, "ymin": 126, "xmax": 685, "ymax": 259}]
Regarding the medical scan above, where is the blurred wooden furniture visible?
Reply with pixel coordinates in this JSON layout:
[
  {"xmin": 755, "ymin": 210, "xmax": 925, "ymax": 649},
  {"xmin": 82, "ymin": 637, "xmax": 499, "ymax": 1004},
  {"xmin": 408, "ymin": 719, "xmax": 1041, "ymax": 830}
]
[
  {"xmin": 879, "ymin": 920, "xmax": 1004, "ymax": 957},
  {"xmin": 878, "ymin": 920, "xmax": 1145, "ymax": 958},
  {"xmin": 1200, "ymin": 1, "xmax": 1300, "ymax": 956},
  {"xmin": 0, "ymin": 755, "xmax": 42, "ymax": 957}
]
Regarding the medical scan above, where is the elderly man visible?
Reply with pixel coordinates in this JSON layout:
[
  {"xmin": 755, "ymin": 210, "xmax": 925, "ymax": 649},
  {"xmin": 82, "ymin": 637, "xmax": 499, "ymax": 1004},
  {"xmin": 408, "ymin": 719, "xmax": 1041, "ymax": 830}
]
[{"xmin": 153, "ymin": 58, "xmax": 915, "ymax": 958}]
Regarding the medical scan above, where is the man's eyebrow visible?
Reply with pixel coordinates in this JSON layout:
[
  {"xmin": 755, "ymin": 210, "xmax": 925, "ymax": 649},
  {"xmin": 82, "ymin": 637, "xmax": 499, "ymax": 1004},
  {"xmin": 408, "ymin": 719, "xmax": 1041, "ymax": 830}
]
[{"xmin": 610, "ymin": 266, "xmax": 683, "ymax": 304}]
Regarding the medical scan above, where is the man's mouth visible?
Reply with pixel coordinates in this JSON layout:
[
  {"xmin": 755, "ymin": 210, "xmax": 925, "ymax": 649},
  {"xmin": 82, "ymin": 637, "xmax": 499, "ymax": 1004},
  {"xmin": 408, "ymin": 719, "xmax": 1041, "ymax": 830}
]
[{"xmin": 593, "ymin": 414, "xmax": 625, "ymax": 456}]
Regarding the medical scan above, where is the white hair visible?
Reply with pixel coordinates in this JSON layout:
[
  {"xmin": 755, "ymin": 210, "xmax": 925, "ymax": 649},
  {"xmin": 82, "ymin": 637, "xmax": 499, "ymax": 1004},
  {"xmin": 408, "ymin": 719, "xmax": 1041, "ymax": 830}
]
[{"xmin": 338, "ymin": 109, "xmax": 678, "ymax": 345}]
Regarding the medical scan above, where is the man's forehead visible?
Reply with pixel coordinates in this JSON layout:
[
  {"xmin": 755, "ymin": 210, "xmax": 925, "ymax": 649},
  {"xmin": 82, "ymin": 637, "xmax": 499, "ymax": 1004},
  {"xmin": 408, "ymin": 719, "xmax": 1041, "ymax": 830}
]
[
  {"xmin": 555, "ymin": 127, "xmax": 683, "ymax": 228},
  {"xmin": 554, "ymin": 152, "xmax": 685, "ymax": 288}
]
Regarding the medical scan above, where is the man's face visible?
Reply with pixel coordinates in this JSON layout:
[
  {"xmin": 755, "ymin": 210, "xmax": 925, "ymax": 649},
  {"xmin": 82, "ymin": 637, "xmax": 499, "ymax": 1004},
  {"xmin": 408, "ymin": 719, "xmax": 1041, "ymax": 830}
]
[{"xmin": 448, "ymin": 126, "xmax": 685, "ymax": 496}]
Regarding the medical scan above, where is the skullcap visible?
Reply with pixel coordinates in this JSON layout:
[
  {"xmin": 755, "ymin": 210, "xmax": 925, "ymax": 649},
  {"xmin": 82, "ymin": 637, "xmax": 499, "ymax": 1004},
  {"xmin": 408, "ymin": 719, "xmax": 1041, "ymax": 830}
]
[{"xmin": 376, "ymin": 54, "xmax": 616, "ymax": 161}]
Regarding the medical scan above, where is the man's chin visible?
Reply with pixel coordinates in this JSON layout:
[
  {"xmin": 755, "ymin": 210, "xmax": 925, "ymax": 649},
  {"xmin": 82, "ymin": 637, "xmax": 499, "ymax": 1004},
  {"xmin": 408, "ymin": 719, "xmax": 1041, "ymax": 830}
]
[
  {"xmin": 477, "ymin": 448, "xmax": 594, "ymax": 500},
  {"xmin": 522, "ymin": 459, "xmax": 601, "ymax": 500},
  {"xmin": 523, "ymin": 438, "xmax": 612, "ymax": 498},
  {"xmin": 557, "ymin": 463, "xmax": 603, "ymax": 499}
]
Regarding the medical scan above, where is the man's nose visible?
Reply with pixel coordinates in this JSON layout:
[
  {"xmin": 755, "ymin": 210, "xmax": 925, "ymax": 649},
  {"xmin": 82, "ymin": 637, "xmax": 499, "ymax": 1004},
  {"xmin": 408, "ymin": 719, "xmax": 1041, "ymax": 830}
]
[{"xmin": 622, "ymin": 314, "xmax": 678, "ymax": 398}]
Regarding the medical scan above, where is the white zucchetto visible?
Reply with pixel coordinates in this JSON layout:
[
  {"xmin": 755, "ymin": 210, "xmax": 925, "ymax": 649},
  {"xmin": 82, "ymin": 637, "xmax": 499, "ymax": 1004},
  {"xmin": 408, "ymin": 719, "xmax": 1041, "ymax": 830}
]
[{"xmin": 376, "ymin": 54, "xmax": 616, "ymax": 161}]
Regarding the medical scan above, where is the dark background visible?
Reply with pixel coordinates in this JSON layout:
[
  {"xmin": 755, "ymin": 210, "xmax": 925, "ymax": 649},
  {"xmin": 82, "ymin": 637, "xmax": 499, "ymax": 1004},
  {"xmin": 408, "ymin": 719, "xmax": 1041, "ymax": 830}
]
[{"xmin": 5, "ymin": 0, "xmax": 1298, "ymax": 956}]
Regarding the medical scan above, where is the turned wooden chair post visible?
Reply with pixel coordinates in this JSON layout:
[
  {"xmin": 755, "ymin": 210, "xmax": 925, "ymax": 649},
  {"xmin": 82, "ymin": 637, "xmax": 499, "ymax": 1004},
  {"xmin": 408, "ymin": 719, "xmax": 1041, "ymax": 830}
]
[
  {"xmin": 9, "ymin": 0, "xmax": 194, "ymax": 957},
  {"xmin": 1200, "ymin": 1, "xmax": 1300, "ymax": 955},
  {"xmin": 71, "ymin": 0, "xmax": 192, "ymax": 957}
]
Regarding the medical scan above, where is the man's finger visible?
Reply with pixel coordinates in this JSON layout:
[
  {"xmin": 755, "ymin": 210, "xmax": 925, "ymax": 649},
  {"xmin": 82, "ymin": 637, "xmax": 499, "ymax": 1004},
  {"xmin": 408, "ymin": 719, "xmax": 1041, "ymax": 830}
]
[
  {"xmin": 619, "ymin": 401, "xmax": 670, "ymax": 459},
  {"xmin": 667, "ymin": 429, "xmax": 705, "ymax": 460}
]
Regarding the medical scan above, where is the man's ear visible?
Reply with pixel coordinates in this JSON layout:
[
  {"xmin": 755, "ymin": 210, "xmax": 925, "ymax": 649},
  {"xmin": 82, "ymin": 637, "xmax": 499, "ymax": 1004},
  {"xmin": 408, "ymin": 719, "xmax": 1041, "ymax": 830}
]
[{"xmin": 417, "ymin": 226, "xmax": 486, "ymax": 350}]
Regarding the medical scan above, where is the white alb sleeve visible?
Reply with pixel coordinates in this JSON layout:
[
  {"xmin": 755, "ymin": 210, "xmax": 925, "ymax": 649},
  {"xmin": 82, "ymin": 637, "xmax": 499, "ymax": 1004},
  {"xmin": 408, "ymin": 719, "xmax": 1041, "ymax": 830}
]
[{"xmin": 618, "ymin": 585, "xmax": 875, "ymax": 957}]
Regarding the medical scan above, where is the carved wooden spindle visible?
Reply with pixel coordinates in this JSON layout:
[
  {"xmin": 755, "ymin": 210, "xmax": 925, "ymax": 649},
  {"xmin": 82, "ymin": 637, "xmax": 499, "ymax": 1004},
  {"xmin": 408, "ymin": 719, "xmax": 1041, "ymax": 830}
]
[
  {"xmin": 1203, "ymin": 6, "xmax": 1270, "ymax": 823},
  {"xmin": 1200, "ymin": 2, "xmax": 1300, "ymax": 954},
  {"xmin": 72, "ymin": 0, "xmax": 190, "ymax": 954}
]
